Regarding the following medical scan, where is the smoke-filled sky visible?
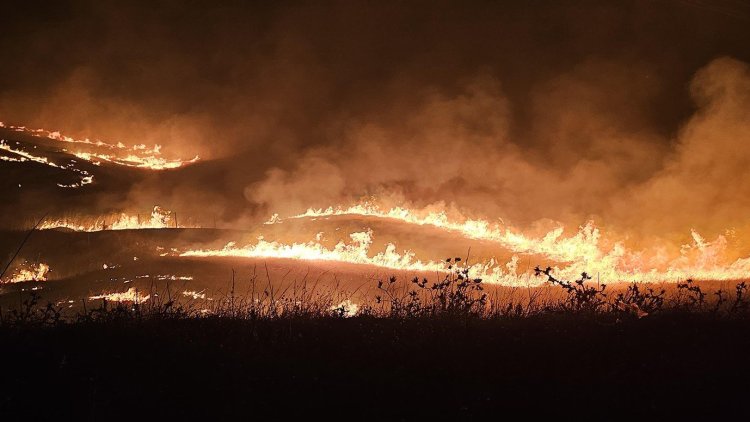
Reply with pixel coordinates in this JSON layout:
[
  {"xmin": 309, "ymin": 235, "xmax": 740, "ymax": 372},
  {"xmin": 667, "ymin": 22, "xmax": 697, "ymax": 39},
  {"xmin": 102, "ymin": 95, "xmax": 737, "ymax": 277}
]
[{"xmin": 2, "ymin": 0, "xmax": 750, "ymax": 240}]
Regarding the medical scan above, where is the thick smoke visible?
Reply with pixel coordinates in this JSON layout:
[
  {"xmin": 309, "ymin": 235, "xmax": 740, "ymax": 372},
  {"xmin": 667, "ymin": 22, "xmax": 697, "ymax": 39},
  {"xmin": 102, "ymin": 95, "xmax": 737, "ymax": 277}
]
[
  {"xmin": 2, "ymin": 0, "xmax": 750, "ymax": 242},
  {"xmin": 618, "ymin": 58, "xmax": 750, "ymax": 237}
]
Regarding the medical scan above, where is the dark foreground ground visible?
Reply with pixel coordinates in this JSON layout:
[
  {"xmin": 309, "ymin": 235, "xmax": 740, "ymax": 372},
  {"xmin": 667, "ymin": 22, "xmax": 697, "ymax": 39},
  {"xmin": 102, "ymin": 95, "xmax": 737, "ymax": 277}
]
[{"xmin": 1, "ymin": 314, "xmax": 749, "ymax": 420}]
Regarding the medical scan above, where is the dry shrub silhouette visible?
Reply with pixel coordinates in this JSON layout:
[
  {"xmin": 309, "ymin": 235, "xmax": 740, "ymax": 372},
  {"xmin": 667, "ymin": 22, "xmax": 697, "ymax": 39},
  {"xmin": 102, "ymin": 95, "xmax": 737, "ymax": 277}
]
[
  {"xmin": 374, "ymin": 257, "xmax": 487, "ymax": 318},
  {"xmin": 534, "ymin": 266, "xmax": 607, "ymax": 313}
]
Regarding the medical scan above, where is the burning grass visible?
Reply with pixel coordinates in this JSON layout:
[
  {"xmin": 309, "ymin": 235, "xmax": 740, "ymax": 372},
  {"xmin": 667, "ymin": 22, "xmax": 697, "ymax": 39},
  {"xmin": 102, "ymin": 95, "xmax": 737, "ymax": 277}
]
[
  {"xmin": 39, "ymin": 205, "xmax": 183, "ymax": 232},
  {"xmin": 273, "ymin": 202, "xmax": 750, "ymax": 283},
  {"xmin": 1, "ymin": 122, "xmax": 199, "ymax": 170},
  {"xmin": 2, "ymin": 262, "xmax": 49, "ymax": 284},
  {"xmin": 4, "ymin": 262, "xmax": 750, "ymax": 325}
]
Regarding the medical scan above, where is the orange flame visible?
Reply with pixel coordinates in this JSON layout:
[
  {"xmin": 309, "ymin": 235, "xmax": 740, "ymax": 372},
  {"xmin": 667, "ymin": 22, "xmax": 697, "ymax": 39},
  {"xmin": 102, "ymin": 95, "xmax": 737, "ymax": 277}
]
[
  {"xmin": 181, "ymin": 229, "xmax": 446, "ymax": 272},
  {"xmin": 0, "ymin": 140, "xmax": 94, "ymax": 188},
  {"xmin": 90, "ymin": 287, "xmax": 150, "ymax": 303},
  {"xmin": 1, "ymin": 121, "xmax": 199, "ymax": 170},
  {"xmin": 3, "ymin": 263, "xmax": 50, "ymax": 284},
  {"xmin": 260, "ymin": 202, "xmax": 750, "ymax": 284},
  {"xmin": 330, "ymin": 300, "xmax": 359, "ymax": 317},
  {"xmin": 41, "ymin": 206, "xmax": 184, "ymax": 231},
  {"xmin": 182, "ymin": 290, "xmax": 206, "ymax": 300}
]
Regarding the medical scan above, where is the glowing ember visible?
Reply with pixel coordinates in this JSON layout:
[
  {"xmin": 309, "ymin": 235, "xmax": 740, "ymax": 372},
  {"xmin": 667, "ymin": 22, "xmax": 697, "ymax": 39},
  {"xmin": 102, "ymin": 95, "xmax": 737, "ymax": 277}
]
[
  {"xmin": 3, "ymin": 263, "xmax": 50, "ymax": 283},
  {"xmin": 90, "ymin": 287, "xmax": 150, "ymax": 303},
  {"xmin": 330, "ymin": 300, "xmax": 359, "ymax": 317},
  {"xmin": 182, "ymin": 290, "xmax": 206, "ymax": 300},
  {"xmin": 155, "ymin": 275, "xmax": 194, "ymax": 281}
]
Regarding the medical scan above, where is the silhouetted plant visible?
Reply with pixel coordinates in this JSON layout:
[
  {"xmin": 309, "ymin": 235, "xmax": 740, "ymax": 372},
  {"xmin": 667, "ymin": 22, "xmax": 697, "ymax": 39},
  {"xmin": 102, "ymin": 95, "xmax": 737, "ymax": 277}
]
[
  {"xmin": 535, "ymin": 266, "xmax": 607, "ymax": 313},
  {"xmin": 614, "ymin": 284, "xmax": 665, "ymax": 318},
  {"xmin": 676, "ymin": 279, "xmax": 706, "ymax": 311},
  {"xmin": 4, "ymin": 291, "xmax": 63, "ymax": 326},
  {"xmin": 375, "ymin": 258, "xmax": 486, "ymax": 317}
]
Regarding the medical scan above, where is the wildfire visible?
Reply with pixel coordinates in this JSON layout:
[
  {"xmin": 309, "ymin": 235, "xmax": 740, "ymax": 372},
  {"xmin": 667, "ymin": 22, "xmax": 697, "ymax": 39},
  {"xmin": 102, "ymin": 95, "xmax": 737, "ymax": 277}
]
[
  {"xmin": 178, "ymin": 230, "xmax": 553, "ymax": 286},
  {"xmin": 3, "ymin": 263, "xmax": 50, "ymax": 283},
  {"xmin": 252, "ymin": 202, "xmax": 750, "ymax": 284},
  {"xmin": 7, "ymin": 119, "xmax": 750, "ymax": 286},
  {"xmin": 72, "ymin": 151, "xmax": 199, "ymax": 170},
  {"xmin": 0, "ymin": 140, "xmax": 94, "ymax": 188},
  {"xmin": 330, "ymin": 299, "xmax": 359, "ymax": 317},
  {"xmin": 0, "ymin": 121, "xmax": 199, "ymax": 171},
  {"xmin": 181, "ymin": 229, "xmax": 448, "ymax": 273},
  {"xmin": 287, "ymin": 203, "xmax": 601, "ymax": 263},
  {"xmin": 41, "ymin": 206, "xmax": 184, "ymax": 231},
  {"xmin": 90, "ymin": 287, "xmax": 150, "ymax": 303},
  {"xmin": 179, "ymin": 229, "xmax": 537, "ymax": 284}
]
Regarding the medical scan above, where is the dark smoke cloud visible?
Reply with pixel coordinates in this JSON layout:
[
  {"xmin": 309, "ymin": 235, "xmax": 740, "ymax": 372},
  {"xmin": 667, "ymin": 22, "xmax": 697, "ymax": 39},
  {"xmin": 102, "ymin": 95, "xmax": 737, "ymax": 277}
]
[{"xmin": 2, "ymin": 0, "xmax": 750, "ymax": 239}]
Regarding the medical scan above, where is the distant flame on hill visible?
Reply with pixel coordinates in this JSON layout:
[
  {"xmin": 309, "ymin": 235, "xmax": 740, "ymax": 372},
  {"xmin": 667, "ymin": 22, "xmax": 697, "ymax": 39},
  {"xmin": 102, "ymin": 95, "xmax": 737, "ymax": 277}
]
[
  {"xmin": 3, "ymin": 263, "xmax": 50, "ymax": 284},
  {"xmin": 90, "ymin": 287, "xmax": 149, "ymax": 303},
  {"xmin": 0, "ymin": 140, "xmax": 94, "ymax": 188},
  {"xmin": 41, "ymin": 206, "xmax": 185, "ymax": 231},
  {"xmin": 0, "ymin": 121, "xmax": 199, "ymax": 171}
]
